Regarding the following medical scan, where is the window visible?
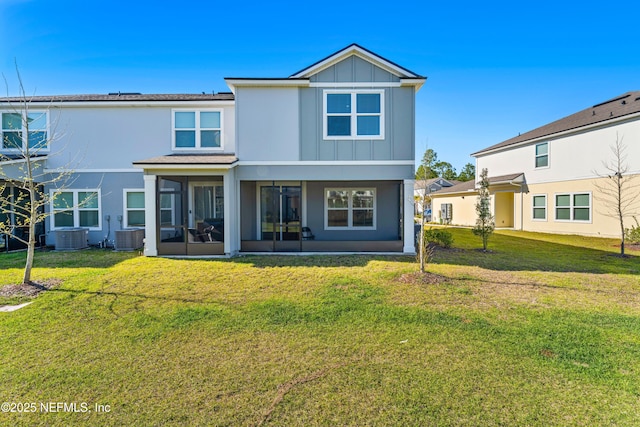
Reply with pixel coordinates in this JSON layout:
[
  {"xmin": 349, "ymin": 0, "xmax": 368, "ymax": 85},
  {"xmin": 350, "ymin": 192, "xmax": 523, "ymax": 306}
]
[
  {"xmin": 325, "ymin": 188, "xmax": 375, "ymax": 229},
  {"xmin": 1, "ymin": 111, "xmax": 48, "ymax": 151},
  {"xmin": 124, "ymin": 190, "xmax": 145, "ymax": 228},
  {"xmin": 51, "ymin": 190, "xmax": 101, "ymax": 229},
  {"xmin": 532, "ymin": 195, "xmax": 546, "ymax": 220},
  {"xmin": 324, "ymin": 90, "xmax": 384, "ymax": 139},
  {"xmin": 172, "ymin": 110, "xmax": 222, "ymax": 150},
  {"xmin": 535, "ymin": 142, "xmax": 548, "ymax": 168},
  {"xmin": 159, "ymin": 193, "xmax": 175, "ymax": 226},
  {"xmin": 555, "ymin": 192, "xmax": 591, "ymax": 222}
]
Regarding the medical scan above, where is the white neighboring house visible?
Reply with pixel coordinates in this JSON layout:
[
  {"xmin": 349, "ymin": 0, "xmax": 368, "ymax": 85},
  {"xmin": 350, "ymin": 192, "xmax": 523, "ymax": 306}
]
[{"xmin": 431, "ymin": 91, "xmax": 640, "ymax": 237}]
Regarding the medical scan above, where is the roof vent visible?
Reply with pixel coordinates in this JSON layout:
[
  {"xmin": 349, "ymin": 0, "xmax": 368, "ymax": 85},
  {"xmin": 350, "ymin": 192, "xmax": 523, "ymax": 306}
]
[
  {"xmin": 622, "ymin": 100, "xmax": 627, "ymax": 105},
  {"xmin": 610, "ymin": 111, "xmax": 614, "ymax": 117},
  {"xmin": 592, "ymin": 110, "xmax": 596, "ymax": 116},
  {"xmin": 107, "ymin": 92, "xmax": 142, "ymax": 96}
]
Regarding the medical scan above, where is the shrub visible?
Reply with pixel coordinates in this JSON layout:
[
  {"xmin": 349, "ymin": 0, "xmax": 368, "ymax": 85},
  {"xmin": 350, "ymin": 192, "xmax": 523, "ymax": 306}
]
[
  {"xmin": 625, "ymin": 217, "xmax": 640, "ymax": 244},
  {"xmin": 424, "ymin": 227, "xmax": 454, "ymax": 248}
]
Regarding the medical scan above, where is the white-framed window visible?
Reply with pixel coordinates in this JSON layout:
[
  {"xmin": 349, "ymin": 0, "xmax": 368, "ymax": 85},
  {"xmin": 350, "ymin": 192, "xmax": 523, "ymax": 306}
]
[
  {"xmin": 123, "ymin": 189, "xmax": 145, "ymax": 228},
  {"xmin": 532, "ymin": 194, "xmax": 547, "ymax": 221},
  {"xmin": 1, "ymin": 111, "xmax": 49, "ymax": 151},
  {"xmin": 51, "ymin": 189, "xmax": 101, "ymax": 230},
  {"xmin": 535, "ymin": 142, "xmax": 549, "ymax": 168},
  {"xmin": 323, "ymin": 90, "xmax": 384, "ymax": 140},
  {"xmin": 554, "ymin": 192, "xmax": 591, "ymax": 222},
  {"xmin": 172, "ymin": 109, "xmax": 223, "ymax": 150},
  {"xmin": 159, "ymin": 193, "xmax": 175, "ymax": 226},
  {"xmin": 325, "ymin": 188, "xmax": 376, "ymax": 230}
]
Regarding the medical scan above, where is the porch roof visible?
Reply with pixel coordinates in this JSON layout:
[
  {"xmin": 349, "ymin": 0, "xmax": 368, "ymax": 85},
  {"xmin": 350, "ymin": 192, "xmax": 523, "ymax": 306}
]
[
  {"xmin": 431, "ymin": 173, "xmax": 524, "ymax": 196},
  {"xmin": 132, "ymin": 154, "xmax": 238, "ymax": 170}
]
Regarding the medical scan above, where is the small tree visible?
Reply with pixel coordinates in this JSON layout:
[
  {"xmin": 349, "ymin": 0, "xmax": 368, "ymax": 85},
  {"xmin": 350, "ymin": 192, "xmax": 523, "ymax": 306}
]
[
  {"xmin": 593, "ymin": 134, "xmax": 640, "ymax": 256},
  {"xmin": 472, "ymin": 168, "xmax": 494, "ymax": 251},
  {"xmin": 1, "ymin": 67, "xmax": 82, "ymax": 284}
]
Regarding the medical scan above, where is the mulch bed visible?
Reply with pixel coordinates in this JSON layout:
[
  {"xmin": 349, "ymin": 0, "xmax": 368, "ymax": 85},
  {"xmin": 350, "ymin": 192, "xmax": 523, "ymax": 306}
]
[{"xmin": 0, "ymin": 279, "xmax": 62, "ymax": 298}]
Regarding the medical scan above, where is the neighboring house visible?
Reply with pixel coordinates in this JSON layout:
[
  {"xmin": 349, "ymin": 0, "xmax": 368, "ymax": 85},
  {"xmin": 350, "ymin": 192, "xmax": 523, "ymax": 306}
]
[
  {"xmin": 432, "ymin": 91, "xmax": 640, "ymax": 237},
  {"xmin": 413, "ymin": 178, "xmax": 458, "ymax": 219},
  {"xmin": 0, "ymin": 44, "xmax": 425, "ymax": 255}
]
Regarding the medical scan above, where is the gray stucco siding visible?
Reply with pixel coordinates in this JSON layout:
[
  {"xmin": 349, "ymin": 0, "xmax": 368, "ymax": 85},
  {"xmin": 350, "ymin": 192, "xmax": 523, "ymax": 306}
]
[
  {"xmin": 299, "ymin": 87, "xmax": 414, "ymax": 161},
  {"xmin": 43, "ymin": 171, "xmax": 144, "ymax": 247}
]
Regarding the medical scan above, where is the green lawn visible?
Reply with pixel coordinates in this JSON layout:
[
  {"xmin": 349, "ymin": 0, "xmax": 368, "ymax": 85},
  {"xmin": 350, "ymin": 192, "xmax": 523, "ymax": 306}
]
[{"xmin": 1, "ymin": 229, "xmax": 639, "ymax": 426}]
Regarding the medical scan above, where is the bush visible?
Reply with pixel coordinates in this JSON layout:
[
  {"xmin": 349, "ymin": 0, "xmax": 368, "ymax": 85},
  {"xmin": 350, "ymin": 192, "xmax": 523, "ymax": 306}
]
[
  {"xmin": 625, "ymin": 217, "xmax": 640, "ymax": 244},
  {"xmin": 424, "ymin": 227, "xmax": 454, "ymax": 248}
]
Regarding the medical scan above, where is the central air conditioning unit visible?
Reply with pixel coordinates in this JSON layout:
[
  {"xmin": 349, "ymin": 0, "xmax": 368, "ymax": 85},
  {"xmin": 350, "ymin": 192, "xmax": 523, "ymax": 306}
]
[
  {"xmin": 54, "ymin": 228, "xmax": 88, "ymax": 250},
  {"xmin": 115, "ymin": 228, "xmax": 145, "ymax": 251}
]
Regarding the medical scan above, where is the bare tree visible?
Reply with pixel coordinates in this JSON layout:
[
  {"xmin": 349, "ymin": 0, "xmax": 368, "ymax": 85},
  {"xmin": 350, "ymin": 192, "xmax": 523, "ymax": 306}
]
[
  {"xmin": 415, "ymin": 153, "xmax": 435, "ymax": 273},
  {"xmin": 472, "ymin": 168, "xmax": 494, "ymax": 251},
  {"xmin": 593, "ymin": 134, "xmax": 640, "ymax": 256},
  {"xmin": 1, "ymin": 66, "xmax": 84, "ymax": 284}
]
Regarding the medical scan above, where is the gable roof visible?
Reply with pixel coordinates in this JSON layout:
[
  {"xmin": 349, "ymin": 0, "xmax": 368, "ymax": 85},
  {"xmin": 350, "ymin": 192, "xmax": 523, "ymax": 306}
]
[
  {"xmin": 290, "ymin": 43, "xmax": 425, "ymax": 80},
  {"xmin": 473, "ymin": 91, "xmax": 640, "ymax": 156},
  {"xmin": 226, "ymin": 44, "xmax": 426, "ymax": 92}
]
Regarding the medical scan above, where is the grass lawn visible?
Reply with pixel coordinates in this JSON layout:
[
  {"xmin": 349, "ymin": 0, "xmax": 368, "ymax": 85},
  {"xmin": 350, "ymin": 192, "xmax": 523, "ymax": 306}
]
[{"xmin": 1, "ymin": 229, "xmax": 639, "ymax": 426}]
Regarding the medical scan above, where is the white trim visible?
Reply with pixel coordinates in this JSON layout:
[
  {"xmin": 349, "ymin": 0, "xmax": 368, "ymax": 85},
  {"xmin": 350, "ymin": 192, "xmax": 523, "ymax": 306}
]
[
  {"xmin": 0, "ymin": 156, "xmax": 48, "ymax": 166},
  {"xmin": 323, "ymin": 90, "xmax": 385, "ymax": 140},
  {"xmin": 553, "ymin": 191, "xmax": 592, "ymax": 223},
  {"xmin": 123, "ymin": 188, "xmax": 145, "ymax": 228},
  {"xmin": 310, "ymin": 82, "xmax": 401, "ymax": 88},
  {"xmin": 0, "ymin": 101, "xmax": 235, "ymax": 109},
  {"xmin": 44, "ymin": 168, "xmax": 142, "ymax": 173},
  {"xmin": 237, "ymin": 160, "xmax": 414, "ymax": 166},
  {"xmin": 224, "ymin": 79, "xmax": 310, "ymax": 92},
  {"xmin": 531, "ymin": 194, "xmax": 547, "ymax": 222},
  {"xmin": 134, "ymin": 164, "xmax": 237, "ymax": 171},
  {"xmin": 50, "ymin": 188, "xmax": 102, "ymax": 231},
  {"xmin": 143, "ymin": 175, "xmax": 157, "ymax": 256},
  {"xmin": 324, "ymin": 187, "xmax": 376, "ymax": 231},
  {"xmin": 172, "ymin": 108, "xmax": 224, "ymax": 152}
]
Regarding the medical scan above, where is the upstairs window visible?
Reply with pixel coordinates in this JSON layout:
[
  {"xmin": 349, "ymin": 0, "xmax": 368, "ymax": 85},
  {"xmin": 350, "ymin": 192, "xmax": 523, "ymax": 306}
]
[
  {"xmin": 1, "ymin": 111, "xmax": 48, "ymax": 151},
  {"xmin": 535, "ymin": 142, "xmax": 548, "ymax": 168},
  {"xmin": 173, "ymin": 110, "xmax": 222, "ymax": 150},
  {"xmin": 324, "ymin": 90, "xmax": 384, "ymax": 140}
]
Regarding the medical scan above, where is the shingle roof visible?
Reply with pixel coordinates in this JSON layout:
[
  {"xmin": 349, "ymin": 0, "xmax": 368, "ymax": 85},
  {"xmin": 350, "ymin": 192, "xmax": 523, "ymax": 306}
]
[
  {"xmin": 431, "ymin": 173, "xmax": 524, "ymax": 196},
  {"xmin": 473, "ymin": 91, "xmax": 640, "ymax": 156},
  {"xmin": 0, "ymin": 93, "xmax": 234, "ymax": 103}
]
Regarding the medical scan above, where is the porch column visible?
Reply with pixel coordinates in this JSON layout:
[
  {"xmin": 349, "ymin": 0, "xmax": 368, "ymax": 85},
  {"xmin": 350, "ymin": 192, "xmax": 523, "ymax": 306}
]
[
  {"xmin": 143, "ymin": 174, "xmax": 158, "ymax": 256},
  {"xmin": 223, "ymin": 167, "xmax": 237, "ymax": 255},
  {"xmin": 403, "ymin": 179, "xmax": 416, "ymax": 254}
]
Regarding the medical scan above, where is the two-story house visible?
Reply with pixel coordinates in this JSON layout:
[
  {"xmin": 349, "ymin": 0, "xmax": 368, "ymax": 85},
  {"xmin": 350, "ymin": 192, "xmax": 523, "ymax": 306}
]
[
  {"xmin": 0, "ymin": 44, "xmax": 425, "ymax": 255},
  {"xmin": 431, "ymin": 91, "xmax": 640, "ymax": 237}
]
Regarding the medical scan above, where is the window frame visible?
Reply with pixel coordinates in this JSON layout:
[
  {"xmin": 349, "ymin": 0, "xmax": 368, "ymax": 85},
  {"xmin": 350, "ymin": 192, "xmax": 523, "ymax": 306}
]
[
  {"xmin": 171, "ymin": 108, "xmax": 224, "ymax": 151},
  {"xmin": 324, "ymin": 187, "xmax": 376, "ymax": 230},
  {"xmin": 1, "ymin": 110, "xmax": 50, "ymax": 152},
  {"xmin": 323, "ymin": 90, "xmax": 385, "ymax": 140},
  {"xmin": 123, "ymin": 189, "xmax": 145, "ymax": 228},
  {"xmin": 50, "ymin": 189, "xmax": 102, "ymax": 230},
  {"xmin": 554, "ymin": 191, "xmax": 591, "ymax": 223},
  {"xmin": 535, "ymin": 142, "xmax": 549, "ymax": 169},
  {"xmin": 531, "ymin": 194, "xmax": 547, "ymax": 221}
]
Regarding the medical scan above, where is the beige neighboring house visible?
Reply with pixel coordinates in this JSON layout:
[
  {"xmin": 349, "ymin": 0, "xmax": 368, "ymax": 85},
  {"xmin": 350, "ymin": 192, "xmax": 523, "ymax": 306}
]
[
  {"xmin": 414, "ymin": 178, "xmax": 459, "ymax": 219},
  {"xmin": 432, "ymin": 91, "xmax": 640, "ymax": 237}
]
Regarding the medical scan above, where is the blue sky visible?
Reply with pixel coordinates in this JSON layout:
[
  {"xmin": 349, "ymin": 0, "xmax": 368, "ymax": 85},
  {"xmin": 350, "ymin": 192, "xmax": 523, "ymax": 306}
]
[{"xmin": 1, "ymin": 0, "xmax": 639, "ymax": 171}]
